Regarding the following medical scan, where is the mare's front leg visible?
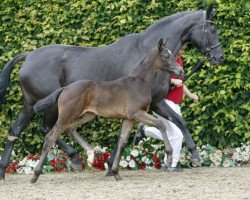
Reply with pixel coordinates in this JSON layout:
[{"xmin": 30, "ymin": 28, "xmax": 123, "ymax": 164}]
[
  {"xmin": 0, "ymin": 104, "xmax": 35, "ymax": 181},
  {"xmin": 133, "ymin": 110, "xmax": 173, "ymax": 167},
  {"xmin": 31, "ymin": 124, "xmax": 64, "ymax": 183},
  {"xmin": 112, "ymin": 120, "xmax": 134, "ymax": 181},
  {"xmin": 151, "ymin": 99, "xmax": 201, "ymax": 166}
]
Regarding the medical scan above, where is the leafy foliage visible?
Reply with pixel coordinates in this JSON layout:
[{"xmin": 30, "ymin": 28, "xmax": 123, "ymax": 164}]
[{"xmin": 0, "ymin": 0, "xmax": 249, "ymax": 156}]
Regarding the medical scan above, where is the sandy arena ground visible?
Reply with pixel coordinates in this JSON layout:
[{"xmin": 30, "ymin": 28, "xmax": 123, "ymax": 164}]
[{"xmin": 0, "ymin": 167, "xmax": 249, "ymax": 200}]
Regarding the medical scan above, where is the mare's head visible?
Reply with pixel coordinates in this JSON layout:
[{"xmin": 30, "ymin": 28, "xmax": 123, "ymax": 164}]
[
  {"xmin": 154, "ymin": 38, "xmax": 184, "ymax": 77},
  {"xmin": 190, "ymin": 4, "xmax": 224, "ymax": 65}
]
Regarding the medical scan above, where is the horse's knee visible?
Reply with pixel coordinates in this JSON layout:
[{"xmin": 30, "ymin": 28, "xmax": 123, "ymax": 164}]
[
  {"xmin": 165, "ymin": 146, "xmax": 173, "ymax": 155},
  {"xmin": 155, "ymin": 120, "xmax": 166, "ymax": 133}
]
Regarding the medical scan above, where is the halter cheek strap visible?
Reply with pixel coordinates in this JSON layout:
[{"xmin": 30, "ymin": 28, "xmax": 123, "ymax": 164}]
[{"xmin": 201, "ymin": 11, "xmax": 221, "ymax": 58}]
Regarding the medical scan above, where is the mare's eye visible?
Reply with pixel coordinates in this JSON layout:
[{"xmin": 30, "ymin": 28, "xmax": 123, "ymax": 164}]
[{"xmin": 211, "ymin": 28, "xmax": 216, "ymax": 33}]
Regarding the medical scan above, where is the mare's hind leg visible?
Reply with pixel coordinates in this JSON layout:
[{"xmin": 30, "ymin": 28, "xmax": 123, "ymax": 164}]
[
  {"xmin": 31, "ymin": 122, "xmax": 65, "ymax": 183},
  {"xmin": 151, "ymin": 100, "xmax": 201, "ymax": 166},
  {"xmin": 41, "ymin": 107, "xmax": 83, "ymax": 171},
  {"xmin": 67, "ymin": 113, "xmax": 96, "ymax": 168},
  {"xmin": 0, "ymin": 103, "xmax": 35, "ymax": 181},
  {"xmin": 133, "ymin": 110, "xmax": 173, "ymax": 167},
  {"xmin": 112, "ymin": 120, "xmax": 134, "ymax": 181}
]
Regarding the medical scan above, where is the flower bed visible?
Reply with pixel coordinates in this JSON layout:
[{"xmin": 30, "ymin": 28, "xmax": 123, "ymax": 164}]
[{"xmin": 3, "ymin": 142, "xmax": 249, "ymax": 174}]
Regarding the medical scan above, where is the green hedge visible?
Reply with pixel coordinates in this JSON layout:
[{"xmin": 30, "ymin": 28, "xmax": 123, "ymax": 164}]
[{"xmin": 0, "ymin": 0, "xmax": 249, "ymax": 156}]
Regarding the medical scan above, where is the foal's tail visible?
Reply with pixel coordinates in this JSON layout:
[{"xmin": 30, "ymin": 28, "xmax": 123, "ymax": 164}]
[
  {"xmin": 33, "ymin": 88, "xmax": 64, "ymax": 113},
  {"xmin": 0, "ymin": 53, "xmax": 28, "ymax": 105}
]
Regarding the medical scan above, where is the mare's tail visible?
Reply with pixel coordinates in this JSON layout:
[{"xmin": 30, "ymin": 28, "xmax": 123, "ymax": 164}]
[
  {"xmin": 33, "ymin": 88, "xmax": 64, "ymax": 113},
  {"xmin": 0, "ymin": 53, "xmax": 28, "ymax": 105}
]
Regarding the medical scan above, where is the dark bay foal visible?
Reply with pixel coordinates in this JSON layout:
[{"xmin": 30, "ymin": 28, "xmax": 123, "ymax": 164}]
[{"xmin": 31, "ymin": 39, "xmax": 184, "ymax": 183}]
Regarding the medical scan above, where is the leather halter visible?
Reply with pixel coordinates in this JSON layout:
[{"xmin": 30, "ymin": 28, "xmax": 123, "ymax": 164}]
[{"xmin": 201, "ymin": 11, "xmax": 221, "ymax": 61}]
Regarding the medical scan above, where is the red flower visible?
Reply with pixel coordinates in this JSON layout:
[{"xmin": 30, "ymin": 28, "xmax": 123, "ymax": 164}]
[
  {"xmin": 93, "ymin": 153, "xmax": 110, "ymax": 170},
  {"xmin": 6, "ymin": 161, "xmax": 19, "ymax": 173},
  {"xmin": 154, "ymin": 162, "xmax": 161, "ymax": 169},
  {"xmin": 139, "ymin": 162, "xmax": 146, "ymax": 170},
  {"xmin": 103, "ymin": 152, "xmax": 110, "ymax": 162}
]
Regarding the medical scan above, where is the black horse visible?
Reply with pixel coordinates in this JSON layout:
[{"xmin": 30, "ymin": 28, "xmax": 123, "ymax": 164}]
[{"xmin": 0, "ymin": 5, "xmax": 224, "ymax": 180}]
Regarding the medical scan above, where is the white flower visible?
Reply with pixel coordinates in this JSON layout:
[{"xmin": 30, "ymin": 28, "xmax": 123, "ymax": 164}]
[
  {"xmin": 145, "ymin": 158, "xmax": 151, "ymax": 165},
  {"xmin": 214, "ymin": 160, "xmax": 221, "ymax": 167},
  {"xmin": 16, "ymin": 167, "xmax": 24, "ymax": 174},
  {"xmin": 222, "ymin": 159, "xmax": 231, "ymax": 167},
  {"xmin": 18, "ymin": 157, "xmax": 28, "ymax": 166},
  {"xmin": 141, "ymin": 156, "xmax": 147, "ymax": 162},
  {"xmin": 179, "ymin": 154, "xmax": 187, "ymax": 164},
  {"xmin": 27, "ymin": 160, "xmax": 38, "ymax": 168},
  {"xmin": 128, "ymin": 159, "xmax": 136, "ymax": 168},
  {"xmin": 131, "ymin": 150, "xmax": 139, "ymax": 157},
  {"xmin": 104, "ymin": 163, "xmax": 109, "ymax": 170},
  {"xmin": 241, "ymin": 152, "xmax": 249, "ymax": 162},
  {"xmin": 126, "ymin": 156, "xmax": 131, "ymax": 161},
  {"xmin": 24, "ymin": 167, "xmax": 32, "ymax": 174},
  {"xmin": 119, "ymin": 160, "xmax": 128, "ymax": 168}
]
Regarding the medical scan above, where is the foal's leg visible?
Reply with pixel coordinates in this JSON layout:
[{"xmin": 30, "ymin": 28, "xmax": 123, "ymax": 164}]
[
  {"xmin": 41, "ymin": 108, "xmax": 82, "ymax": 171},
  {"xmin": 133, "ymin": 110, "xmax": 173, "ymax": 167},
  {"xmin": 67, "ymin": 113, "xmax": 96, "ymax": 168},
  {"xmin": 0, "ymin": 103, "xmax": 35, "ymax": 181},
  {"xmin": 31, "ymin": 123, "xmax": 65, "ymax": 183},
  {"xmin": 112, "ymin": 120, "xmax": 134, "ymax": 181}
]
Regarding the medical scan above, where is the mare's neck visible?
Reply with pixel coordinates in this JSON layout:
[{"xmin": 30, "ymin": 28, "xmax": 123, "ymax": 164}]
[{"xmin": 140, "ymin": 11, "xmax": 203, "ymax": 55}]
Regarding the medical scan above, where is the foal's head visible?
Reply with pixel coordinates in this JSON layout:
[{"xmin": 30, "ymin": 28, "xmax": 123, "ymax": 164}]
[{"xmin": 154, "ymin": 38, "xmax": 184, "ymax": 77}]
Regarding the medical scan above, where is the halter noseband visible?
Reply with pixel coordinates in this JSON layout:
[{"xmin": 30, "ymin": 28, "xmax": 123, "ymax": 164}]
[{"xmin": 201, "ymin": 11, "xmax": 221, "ymax": 61}]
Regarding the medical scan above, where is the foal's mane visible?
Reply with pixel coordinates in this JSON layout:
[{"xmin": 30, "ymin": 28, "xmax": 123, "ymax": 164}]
[{"xmin": 129, "ymin": 48, "xmax": 159, "ymax": 76}]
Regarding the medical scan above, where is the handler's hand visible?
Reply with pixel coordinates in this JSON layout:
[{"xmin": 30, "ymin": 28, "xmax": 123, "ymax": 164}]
[
  {"xmin": 171, "ymin": 79, "xmax": 183, "ymax": 87},
  {"xmin": 190, "ymin": 93, "xmax": 198, "ymax": 102}
]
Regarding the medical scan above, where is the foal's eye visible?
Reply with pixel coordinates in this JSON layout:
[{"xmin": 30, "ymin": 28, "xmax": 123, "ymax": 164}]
[{"xmin": 211, "ymin": 28, "xmax": 216, "ymax": 33}]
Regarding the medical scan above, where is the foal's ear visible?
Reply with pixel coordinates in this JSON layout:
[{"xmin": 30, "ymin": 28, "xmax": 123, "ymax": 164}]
[
  {"xmin": 158, "ymin": 38, "xmax": 164, "ymax": 52},
  {"xmin": 206, "ymin": 4, "xmax": 214, "ymax": 19}
]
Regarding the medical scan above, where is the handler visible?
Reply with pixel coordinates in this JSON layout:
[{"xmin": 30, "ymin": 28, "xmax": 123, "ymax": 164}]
[{"xmin": 134, "ymin": 48, "xmax": 198, "ymax": 172}]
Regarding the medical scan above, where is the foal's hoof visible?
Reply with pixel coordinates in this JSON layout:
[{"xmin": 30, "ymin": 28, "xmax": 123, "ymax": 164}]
[
  {"xmin": 105, "ymin": 170, "xmax": 114, "ymax": 177},
  {"xmin": 114, "ymin": 173, "xmax": 122, "ymax": 181},
  {"xmin": 191, "ymin": 157, "xmax": 202, "ymax": 167},
  {"xmin": 0, "ymin": 179, "xmax": 5, "ymax": 184},
  {"xmin": 30, "ymin": 176, "xmax": 39, "ymax": 184}
]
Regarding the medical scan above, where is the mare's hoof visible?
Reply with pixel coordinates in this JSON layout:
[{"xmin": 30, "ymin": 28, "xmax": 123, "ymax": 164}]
[
  {"xmin": 191, "ymin": 157, "xmax": 202, "ymax": 167},
  {"xmin": 105, "ymin": 170, "xmax": 114, "ymax": 177},
  {"xmin": 114, "ymin": 173, "xmax": 122, "ymax": 181},
  {"xmin": 71, "ymin": 156, "xmax": 83, "ymax": 171},
  {"xmin": 71, "ymin": 163, "xmax": 83, "ymax": 171}
]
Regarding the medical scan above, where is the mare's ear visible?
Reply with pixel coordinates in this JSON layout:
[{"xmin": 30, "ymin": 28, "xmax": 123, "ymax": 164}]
[
  {"xmin": 206, "ymin": 4, "xmax": 213, "ymax": 20},
  {"xmin": 158, "ymin": 38, "xmax": 164, "ymax": 52}
]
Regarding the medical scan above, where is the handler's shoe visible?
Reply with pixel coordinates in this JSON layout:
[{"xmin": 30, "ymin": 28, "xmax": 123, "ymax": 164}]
[
  {"xmin": 134, "ymin": 124, "xmax": 147, "ymax": 145},
  {"xmin": 164, "ymin": 166, "xmax": 183, "ymax": 172}
]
